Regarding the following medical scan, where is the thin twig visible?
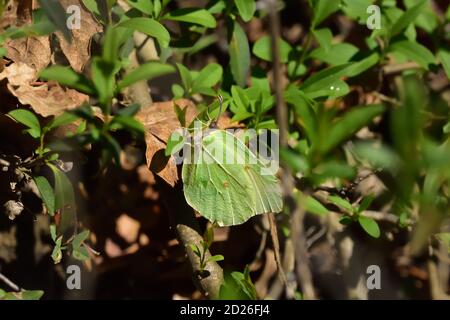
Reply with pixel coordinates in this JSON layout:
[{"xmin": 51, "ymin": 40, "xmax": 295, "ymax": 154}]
[
  {"xmin": 266, "ymin": 0, "xmax": 290, "ymax": 293},
  {"xmin": 306, "ymin": 226, "xmax": 327, "ymax": 249},
  {"xmin": 0, "ymin": 272, "xmax": 21, "ymax": 292},
  {"xmin": 382, "ymin": 62, "xmax": 421, "ymax": 75},
  {"xmin": 266, "ymin": 0, "xmax": 316, "ymax": 300},
  {"xmin": 268, "ymin": 213, "xmax": 288, "ymax": 287}
]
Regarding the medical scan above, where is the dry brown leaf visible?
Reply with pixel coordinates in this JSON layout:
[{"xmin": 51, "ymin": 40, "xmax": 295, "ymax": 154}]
[
  {"xmin": 136, "ymin": 99, "xmax": 234, "ymax": 187},
  {"xmin": 4, "ymin": 1, "xmax": 51, "ymax": 72},
  {"xmin": 0, "ymin": 62, "xmax": 88, "ymax": 117},
  {"xmin": 136, "ymin": 99, "xmax": 197, "ymax": 186},
  {"xmin": 6, "ymin": 36, "xmax": 51, "ymax": 72},
  {"xmin": 0, "ymin": 1, "xmax": 19, "ymax": 30},
  {"xmin": 56, "ymin": 0, "xmax": 102, "ymax": 72}
]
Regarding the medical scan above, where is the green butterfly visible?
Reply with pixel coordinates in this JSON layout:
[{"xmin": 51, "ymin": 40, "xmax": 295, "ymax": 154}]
[{"xmin": 171, "ymin": 96, "xmax": 283, "ymax": 226}]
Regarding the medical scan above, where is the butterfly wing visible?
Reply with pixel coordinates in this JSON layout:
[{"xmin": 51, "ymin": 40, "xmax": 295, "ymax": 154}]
[{"xmin": 182, "ymin": 130, "xmax": 283, "ymax": 226}]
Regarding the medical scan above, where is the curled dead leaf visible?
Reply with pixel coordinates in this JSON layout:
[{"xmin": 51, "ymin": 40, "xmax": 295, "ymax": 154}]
[
  {"xmin": 56, "ymin": 0, "xmax": 102, "ymax": 72},
  {"xmin": 0, "ymin": 0, "xmax": 19, "ymax": 30},
  {"xmin": 4, "ymin": 0, "xmax": 51, "ymax": 72},
  {"xmin": 6, "ymin": 36, "xmax": 51, "ymax": 72},
  {"xmin": 0, "ymin": 62, "xmax": 88, "ymax": 117},
  {"xmin": 136, "ymin": 99, "xmax": 197, "ymax": 186},
  {"xmin": 135, "ymin": 99, "xmax": 234, "ymax": 187}
]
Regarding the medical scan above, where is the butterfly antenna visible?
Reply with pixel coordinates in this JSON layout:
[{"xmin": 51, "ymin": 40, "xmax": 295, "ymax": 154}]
[{"xmin": 210, "ymin": 94, "xmax": 223, "ymax": 128}]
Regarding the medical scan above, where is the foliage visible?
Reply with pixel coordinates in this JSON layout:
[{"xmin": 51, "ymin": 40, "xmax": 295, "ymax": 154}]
[{"xmin": 1, "ymin": 0, "xmax": 450, "ymax": 300}]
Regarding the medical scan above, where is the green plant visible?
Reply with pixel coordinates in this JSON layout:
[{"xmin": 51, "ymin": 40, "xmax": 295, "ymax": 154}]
[
  {"xmin": 190, "ymin": 226, "xmax": 224, "ymax": 276},
  {"xmin": 2, "ymin": 0, "xmax": 450, "ymax": 301}
]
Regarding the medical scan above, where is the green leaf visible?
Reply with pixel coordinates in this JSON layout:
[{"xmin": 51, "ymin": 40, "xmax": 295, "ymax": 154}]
[
  {"xmin": 390, "ymin": 0, "xmax": 426, "ymax": 37},
  {"xmin": 208, "ymin": 0, "xmax": 226, "ymax": 14},
  {"xmin": 353, "ymin": 142, "xmax": 401, "ymax": 170},
  {"xmin": 72, "ymin": 230, "xmax": 90, "ymax": 249},
  {"xmin": 20, "ymin": 290, "xmax": 44, "ymax": 300},
  {"xmin": 328, "ymin": 195, "xmax": 353, "ymax": 212},
  {"xmin": 435, "ymin": 233, "xmax": 450, "ymax": 252},
  {"xmin": 230, "ymin": 269, "xmax": 257, "ymax": 300},
  {"xmin": 163, "ymin": 8, "xmax": 216, "ymax": 28},
  {"xmin": 28, "ymin": 8, "xmax": 57, "ymax": 35},
  {"xmin": 153, "ymin": 0, "xmax": 162, "ymax": 17},
  {"xmin": 280, "ymin": 148, "xmax": 309, "ymax": 173},
  {"xmin": 438, "ymin": 50, "xmax": 450, "ymax": 80},
  {"xmin": 191, "ymin": 63, "xmax": 223, "ymax": 92},
  {"xmin": 358, "ymin": 216, "xmax": 381, "ymax": 238},
  {"xmin": 0, "ymin": 47, "xmax": 7, "ymax": 58},
  {"xmin": 300, "ymin": 63, "xmax": 354, "ymax": 94},
  {"xmin": 346, "ymin": 51, "xmax": 380, "ymax": 77},
  {"xmin": 204, "ymin": 227, "xmax": 214, "ymax": 246},
  {"xmin": 172, "ymin": 84, "xmax": 185, "ymax": 98},
  {"xmin": 33, "ymin": 176, "xmax": 55, "ymax": 215},
  {"xmin": 110, "ymin": 115, "xmax": 145, "ymax": 134},
  {"xmin": 312, "ymin": 0, "xmax": 341, "ymax": 27},
  {"xmin": 165, "ymin": 131, "xmax": 185, "ymax": 156},
  {"xmin": 51, "ymin": 236, "xmax": 63, "ymax": 263},
  {"xmin": 389, "ymin": 40, "xmax": 436, "ymax": 70},
  {"xmin": 176, "ymin": 63, "xmax": 193, "ymax": 92},
  {"xmin": 304, "ymin": 79, "xmax": 349, "ymax": 99},
  {"xmin": 229, "ymin": 20, "xmax": 250, "ymax": 87},
  {"xmin": 49, "ymin": 164, "xmax": 76, "ymax": 235},
  {"xmin": 358, "ymin": 195, "xmax": 374, "ymax": 213},
  {"xmin": 117, "ymin": 103, "xmax": 141, "ymax": 117},
  {"xmin": 310, "ymin": 43, "xmax": 359, "ymax": 65},
  {"xmin": 102, "ymin": 26, "xmax": 122, "ymax": 63},
  {"xmin": 174, "ymin": 102, "xmax": 187, "ymax": 126},
  {"xmin": 38, "ymin": 0, "xmax": 71, "ymax": 42},
  {"xmin": 444, "ymin": 122, "xmax": 450, "ymax": 134},
  {"xmin": 91, "ymin": 57, "xmax": 121, "ymax": 107},
  {"xmin": 320, "ymin": 104, "xmax": 385, "ymax": 155},
  {"xmin": 39, "ymin": 66, "xmax": 96, "ymax": 95},
  {"xmin": 189, "ymin": 244, "xmax": 201, "ymax": 257},
  {"xmin": 304, "ymin": 195, "xmax": 328, "ymax": 216},
  {"xmin": 341, "ymin": 0, "xmax": 372, "ymax": 23},
  {"xmin": 208, "ymin": 254, "xmax": 225, "ymax": 262},
  {"xmin": 47, "ymin": 112, "xmax": 79, "ymax": 130},
  {"xmin": 252, "ymin": 35, "xmax": 292, "ymax": 63},
  {"xmin": 7, "ymin": 109, "xmax": 41, "ymax": 138},
  {"xmin": 339, "ymin": 215, "xmax": 353, "ymax": 225},
  {"xmin": 284, "ymin": 86, "xmax": 317, "ymax": 142},
  {"xmin": 230, "ymin": 85, "xmax": 252, "ymax": 121},
  {"xmin": 126, "ymin": 0, "xmax": 153, "ymax": 15},
  {"xmin": 103, "ymin": 133, "xmax": 122, "ymax": 165},
  {"xmin": 404, "ymin": 0, "xmax": 438, "ymax": 33},
  {"xmin": 82, "ymin": 0, "xmax": 101, "ymax": 17},
  {"xmin": 72, "ymin": 245, "xmax": 90, "ymax": 261},
  {"xmin": 234, "ymin": 0, "xmax": 256, "ymax": 22},
  {"xmin": 117, "ymin": 62, "xmax": 175, "ymax": 90},
  {"xmin": 313, "ymin": 161, "xmax": 355, "ymax": 180},
  {"xmin": 116, "ymin": 18, "xmax": 170, "ymax": 47},
  {"xmin": 183, "ymin": 34, "xmax": 218, "ymax": 56},
  {"xmin": 312, "ymin": 28, "xmax": 333, "ymax": 52},
  {"xmin": 50, "ymin": 224, "xmax": 57, "ymax": 242}
]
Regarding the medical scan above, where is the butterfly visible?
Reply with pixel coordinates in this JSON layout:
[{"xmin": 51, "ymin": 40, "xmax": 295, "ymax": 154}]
[{"xmin": 170, "ymin": 96, "xmax": 283, "ymax": 226}]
